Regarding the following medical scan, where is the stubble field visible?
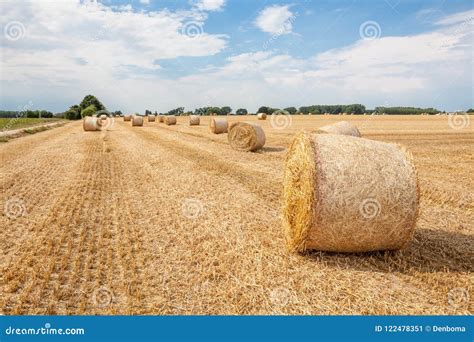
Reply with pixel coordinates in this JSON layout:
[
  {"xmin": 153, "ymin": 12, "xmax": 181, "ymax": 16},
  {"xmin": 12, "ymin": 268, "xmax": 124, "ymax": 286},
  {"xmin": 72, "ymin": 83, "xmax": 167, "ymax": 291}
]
[{"xmin": 1, "ymin": 115, "xmax": 472, "ymax": 315}]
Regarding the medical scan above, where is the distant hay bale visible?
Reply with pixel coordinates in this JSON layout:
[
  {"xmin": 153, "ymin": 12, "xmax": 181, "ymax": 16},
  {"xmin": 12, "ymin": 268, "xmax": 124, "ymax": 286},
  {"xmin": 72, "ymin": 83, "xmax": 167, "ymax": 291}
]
[
  {"xmin": 257, "ymin": 113, "xmax": 267, "ymax": 120},
  {"xmin": 124, "ymin": 115, "xmax": 132, "ymax": 122},
  {"xmin": 158, "ymin": 115, "xmax": 164, "ymax": 123},
  {"xmin": 228, "ymin": 122, "xmax": 266, "ymax": 152},
  {"xmin": 209, "ymin": 118, "xmax": 228, "ymax": 134},
  {"xmin": 189, "ymin": 115, "xmax": 200, "ymax": 126},
  {"xmin": 100, "ymin": 114, "xmax": 107, "ymax": 120},
  {"xmin": 316, "ymin": 121, "xmax": 361, "ymax": 137},
  {"xmin": 83, "ymin": 117, "xmax": 101, "ymax": 131},
  {"xmin": 132, "ymin": 115, "xmax": 144, "ymax": 126},
  {"xmin": 164, "ymin": 115, "xmax": 177, "ymax": 125},
  {"xmin": 283, "ymin": 132, "xmax": 419, "ymax": 253},
  {"xmin": 148, "ymin": 115, "xmax": 156, "ymax": 122}
]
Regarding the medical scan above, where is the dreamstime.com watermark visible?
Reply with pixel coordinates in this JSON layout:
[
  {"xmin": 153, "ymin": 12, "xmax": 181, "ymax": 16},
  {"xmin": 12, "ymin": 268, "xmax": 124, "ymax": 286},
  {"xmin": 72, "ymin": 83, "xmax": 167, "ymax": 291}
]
[
  {"xmin": 4, "ymin": 198, "xmax": 27, "ymax": 220},
  {"xmin": 4, "ymin": 20, "xmax": 26, "ymax": 41},
  {"xmin": 448, "ymin": 113, "xmax": 470, "ymax": 130},
  {"xmin": 182, "ymin": 198, "xmax": 204, "ymax": 219},
  {"xmin": 181, "ymin": 21, "xmax": 204, "ymax": 38},
  {"xmin": 359, "ymin": 197, "xmax": 381, "ymax": 219},
  {"xmin": 359, "ymin": 20, "xmax": 382, "ymax": 40},
  {"xmin": 270, "ymin": 110, "xmax": 292, "ymax": 130},
  {"xmin": 447, "ymin": 287, "xmax": 470, "ymax": 310},
  {"xmin": 4, "ymin": 323, "xmax": 85, "ymax": 336},
  {"xmin": 92, "ymin": 286, "xmax": 114, "ymax": 308}
]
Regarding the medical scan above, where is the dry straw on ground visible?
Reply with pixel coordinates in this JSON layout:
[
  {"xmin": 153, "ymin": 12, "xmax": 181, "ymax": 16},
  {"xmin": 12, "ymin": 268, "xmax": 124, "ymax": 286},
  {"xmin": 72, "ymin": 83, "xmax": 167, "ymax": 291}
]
[
  {"xmin": 132, "ymin": 116, "xmax": 144, "ymax": 126},
  {"xmin": 165, "ymin": 115, "xmax": 177, "ymax": 126},
  {"xmin": 283, "ymin": 132, "xmax": 419, "ymax": 253},
  {"xmin": 124, "ymin": 115, "xmax": 132, "ymax": 122},
  {"xmin": 316, "ymin": 121, "xmax": 361, "ymax": 137},
  {"xmin": 228, "ymin": 122, "xmax": 266, "ymax": 152},
  {"xmin": 83, "ymin": 117, "xmax": 101, "ymax": 131},
  {"xmin": 209, "ymin": 118, "xmax": 228, "ymax": 134},
  {"xmin": 148, "ymin": 115, "xmax": 156, "ymax": 122},
  {"xmin": 257, "ymin": 113, "xmax": 267, "ymax": 120},
  {"xmin": 189, "ymin": 115, "xmax": 200, "ymax": 126}
]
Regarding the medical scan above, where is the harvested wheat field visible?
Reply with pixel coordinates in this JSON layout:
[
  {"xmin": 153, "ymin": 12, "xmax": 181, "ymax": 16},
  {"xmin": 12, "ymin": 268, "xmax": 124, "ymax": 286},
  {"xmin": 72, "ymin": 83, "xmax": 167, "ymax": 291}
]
[{"xmin": 0, "ymin": 115, "xmax": 472, "ymax": 315}]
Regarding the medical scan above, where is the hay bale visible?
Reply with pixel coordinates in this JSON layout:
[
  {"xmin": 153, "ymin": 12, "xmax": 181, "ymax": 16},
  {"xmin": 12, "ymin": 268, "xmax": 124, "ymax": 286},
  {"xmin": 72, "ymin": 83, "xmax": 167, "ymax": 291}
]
[
  {"xmin": 100, "ymin": 114, "xmax": 107, "ymax": 120},
  {"xmin": 316, "ymin": 121, "xmax": 361, "ymax": 137},
  {"xmin": 209, "ymin": 118, "xmax": 228, "ymax": 134},
  {"xmin": 257, "ymin": 113, "xmax": 267, "ymax": 120},
  {"xmin": 189, "ymin": 115, "xmax": 200, "ymax": 126},
  {"xmin": 283, "ymin": 132, "xmax": 419, "ymax": 253},
  {"xmin": 164, "ymin": 115, "xmax": 177, "ymax": 125},
  {"xmin": 132, "ymin": 115, "xmax": 144, "ymax": 126},
  {"xmin": 83, "ymin": 117, "xmax": 101, "ymax": 131},
  {"xmin": 158, "ymin": 115, "xmax": 164, "ymax": 123},
  {"xmin": 228, "ymin": 122, "xmax": 266, "ymax": 152},
  {"xmin": 124, "ymin": 115, "xmax": 132, "ymax": 122},
  {"xmin": 148, "ymin": 115, "xmax": 156, "ymax": 122}
]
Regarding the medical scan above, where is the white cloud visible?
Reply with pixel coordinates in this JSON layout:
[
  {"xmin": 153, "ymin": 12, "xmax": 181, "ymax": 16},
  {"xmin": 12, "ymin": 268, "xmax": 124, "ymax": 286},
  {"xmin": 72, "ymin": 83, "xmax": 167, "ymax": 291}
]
[
  {"xmin": 255, "ymin": 5, "xmax": 295, "ymax": 35},
  {"xmin": 0, "ymin": 1, "xmax": 227, "ymax": 83},
  {"xmin": 140, "ymin": 0, "xmax": 150, "ymax": 5},
  {"xmin": 435, "ymin": 9, "xmax": 474, "ymax": 26},
  {"xmin": 192, "ymin": 0, "xmax": 226, "ymax": 12},
  {"xmin": 0, "ymin": 3, "xmax": 471, "ymax": 113}
]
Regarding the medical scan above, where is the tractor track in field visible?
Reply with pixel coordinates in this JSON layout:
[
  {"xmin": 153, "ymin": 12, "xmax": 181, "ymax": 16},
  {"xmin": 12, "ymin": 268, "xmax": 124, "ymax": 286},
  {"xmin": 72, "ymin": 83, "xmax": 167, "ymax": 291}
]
[{"xmin": 121, "ymin": 122, "xmax": 283, "ymax": 205}]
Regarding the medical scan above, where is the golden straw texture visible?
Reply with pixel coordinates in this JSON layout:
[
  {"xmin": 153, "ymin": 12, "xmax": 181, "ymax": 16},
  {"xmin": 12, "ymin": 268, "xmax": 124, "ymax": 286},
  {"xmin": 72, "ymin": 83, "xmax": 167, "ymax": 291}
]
[
  {"xmin": 164, "ymin": 115, "xmax": 177, "ymax": 125},
  {"xmin": 124, "ymin": 115, "xmax": 132, "ymax": 122},
  {"xmin": 83, "ymin": 117, "xmax": 101, "ymax": 131},
  {"xmin": 257, "ymin": 113, "xmax": 267, "ymax": 120},
  {"xmin": 148, "ymin": 115, "xmax": 156, "ymax": 122},
  {"xmin": 189, "ymin": 115, "xmax": 200, "ymax": 126},
  {"xmin": 228, "ymin": 122, "xmax": 266, "ymax": 152},
  {"xmin": 132, "ymin": 116, "xmax": 144, "ymax": 126},
  {"xmin": 283, "ymin": 132, "xmax": 419, "ymax": 253},
  {"xmin": 209, "ymin": 118, "xmax": 228, "ymax": 134},
  {"xmin": 316, "ymin": 121, "xmax": 361, "ymax": 137}
]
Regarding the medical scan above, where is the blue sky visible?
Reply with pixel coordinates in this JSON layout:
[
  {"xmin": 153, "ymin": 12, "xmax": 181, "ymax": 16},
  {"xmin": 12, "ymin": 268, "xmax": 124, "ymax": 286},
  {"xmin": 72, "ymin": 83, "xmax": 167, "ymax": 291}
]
[{"xmin": 0, "ymin": 0, "xmax": 472, "ymax": 113}]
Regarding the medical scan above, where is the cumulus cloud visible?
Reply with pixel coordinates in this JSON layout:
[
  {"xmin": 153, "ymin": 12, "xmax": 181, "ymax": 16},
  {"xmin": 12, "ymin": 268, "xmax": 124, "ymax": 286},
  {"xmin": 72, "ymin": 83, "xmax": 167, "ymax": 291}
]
[
  {"xmin": 255, "ymin": 5, "xmax": 295, "ymax": 35},
  {"xmin": 192, "ymin": 0, "xmax": 226, "ymax": 12},
  {"xmin": 0, "ymin": 2, "xmax": 471, "ymax": 113}
]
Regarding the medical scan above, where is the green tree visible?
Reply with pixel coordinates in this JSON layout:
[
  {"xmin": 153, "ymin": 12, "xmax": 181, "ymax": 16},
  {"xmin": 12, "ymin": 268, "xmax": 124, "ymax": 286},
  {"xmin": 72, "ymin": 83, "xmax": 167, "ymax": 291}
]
[
  {"xmin": 79, "ymin": 95, "xmax": 105, "ymax": 111},
  {"xmin": 257, "ymin": 106, "xmax": 269, "ymax": 114},
  {"xmin": 236, "ymin": 108, "xmax": 248, "ymax": 115},
  {"xmin": 284, "ymin": 107, "xmax": 297, "ymax": 115},
  {"xmin": 81, "ymin": 105, "xmax": 97, "ymax": 118},
  {"xmin": 467, "ymin": 108, "xmax": 474, "ymax": 113},
  {"xmin": 64, "ymin": 105, "xmax": 81, "ymax": 120},
  {"xmin": 220, "ymin": 106, "xmax": 232, "ymax": 115}
]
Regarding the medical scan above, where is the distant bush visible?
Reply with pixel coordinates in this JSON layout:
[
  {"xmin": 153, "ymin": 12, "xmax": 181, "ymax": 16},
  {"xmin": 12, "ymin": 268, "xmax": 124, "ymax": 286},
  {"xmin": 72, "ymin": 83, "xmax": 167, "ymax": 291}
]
[
  {"xmin": 284, "ymin": 107, "xmax": 297, "ymax": 115},
  {"xmin": 81, "ymin": 105, "xmax": 97, "ymax": 118},
  {"xmin": 236, "ymin": 108, "xmax": 248, "ymax": 115}
]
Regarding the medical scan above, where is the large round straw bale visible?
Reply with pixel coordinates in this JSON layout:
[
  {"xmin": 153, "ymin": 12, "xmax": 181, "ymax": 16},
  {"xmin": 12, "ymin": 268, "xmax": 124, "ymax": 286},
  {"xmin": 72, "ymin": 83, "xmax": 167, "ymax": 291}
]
[
  {"xmin": 228, "ymin": 122, "xmax": 266, "ymax": 152},
  {"xmin": 283, "ymin": 132, "xmax": 419, "ymax": 253},
  {"xmin": 316, "ymin": 121, "xmax": 361, "ymax": 137},
  {"xmin": 124, "ymin": 115, "xmax": 132, "ymax": 122},
  {"xmin": 209, "ymin": 118, "xmax": 228, "ymax": 134},
  {"xmin": 158, "ymin": 115, "xmax": 164, "ymax": 123},
  {"xmin": 132, "ymin": 115, "xmax": 144, "ymax": 126},
  {"xmin": 164, "ymin": 115, "xmax": 177, "ymax": 125},
  {"xmin": 83, "ymin": 117, "xmax": 101, "ymax": 131},
  {"xmin": 189, "ymin": 115, "xmax": 200, "ymax": 126},
  {"xmin": 100, "ymin": 114, "xmax": 107, "ymax": 120},
  {"xmin": 257, "ymin": 113, "xmax": 267, "ymax": 120},
  {"xmin": 148, "ymin": 115, "xmax": 156, "ymax": 122}
]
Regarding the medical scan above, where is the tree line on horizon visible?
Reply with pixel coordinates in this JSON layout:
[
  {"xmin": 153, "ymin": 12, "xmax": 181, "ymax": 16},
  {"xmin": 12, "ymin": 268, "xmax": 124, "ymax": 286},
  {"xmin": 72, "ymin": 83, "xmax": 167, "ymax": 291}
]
[{"xmin": 2, "ymin": 94, "xmax": 472, "ymax": 120}]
